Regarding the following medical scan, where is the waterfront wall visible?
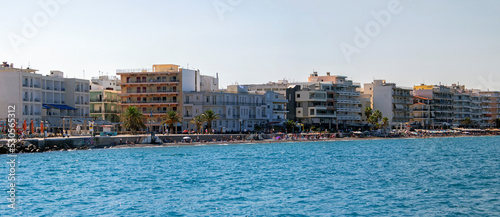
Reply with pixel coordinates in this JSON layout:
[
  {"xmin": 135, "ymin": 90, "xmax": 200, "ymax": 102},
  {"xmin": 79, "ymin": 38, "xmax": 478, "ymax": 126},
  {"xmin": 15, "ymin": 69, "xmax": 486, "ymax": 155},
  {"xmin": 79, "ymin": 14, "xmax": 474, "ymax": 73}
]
[{"xmin": 0, "ymin": 134, "xmax": 264, "ymax": 151}]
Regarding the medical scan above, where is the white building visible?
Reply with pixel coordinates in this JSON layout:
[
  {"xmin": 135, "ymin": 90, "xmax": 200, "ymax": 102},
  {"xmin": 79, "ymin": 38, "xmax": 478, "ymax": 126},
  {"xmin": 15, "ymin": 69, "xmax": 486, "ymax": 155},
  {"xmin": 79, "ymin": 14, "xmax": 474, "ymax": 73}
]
[
  {"xmin": 90, "ymin": 75, "xmax": 121, "ymax": 91},
  {"xmin": 182, "ymin": 91, "xmax": 267, "ymax": 133},
  {"xmin": 262, "ymin": 91, "xmax": 288, "ymax": 123},
  {"xmin": 0, "ymin": 62, "xmax": 90, "ymax": 133},
  {"xmin": 362, "ymin": 80, "xmax": 412, "ymax": 127},
  {"xmin": 181, "ymin": 69, "xmax": 219, "ymax": 92}
]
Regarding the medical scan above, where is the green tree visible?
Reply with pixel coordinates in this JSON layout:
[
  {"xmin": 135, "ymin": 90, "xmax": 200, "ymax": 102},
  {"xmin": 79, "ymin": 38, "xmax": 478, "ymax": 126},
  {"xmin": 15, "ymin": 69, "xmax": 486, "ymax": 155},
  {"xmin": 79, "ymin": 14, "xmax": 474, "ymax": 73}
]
[
  {"xmin": 254, "ymin": 124, "xmax": 262, "ymax": 133},
  {"xmin": 364, "ymin": 106, "xmax": 373, "ymax": 120},
  {"xmin": 161, "ymin": 111, "xmax": 181, "ymax": 134},
  {"xmin": 284, "ymin": 120, "xmax": 296, "ymax": 133},
  {"xmin": 461, "ymin": 117, "xmax": 472, "ymax": 127},
  {"xmin": 382, "ymin": 117, "xmax": 389, "ymax": 131},
  {"xmin": 121, "ymin": 106, "xmax": 146, "ymax": 135},
  {"xmin": 201, "ymin": 110, "xmax": 220, "ymax": 133},
  {"xmin": 372, "ymin": 110, "xmax": 382, "ymax": 122},
  {"xmin": 190, "ymin": 115, "xmax": 205, "ymax": 134}
]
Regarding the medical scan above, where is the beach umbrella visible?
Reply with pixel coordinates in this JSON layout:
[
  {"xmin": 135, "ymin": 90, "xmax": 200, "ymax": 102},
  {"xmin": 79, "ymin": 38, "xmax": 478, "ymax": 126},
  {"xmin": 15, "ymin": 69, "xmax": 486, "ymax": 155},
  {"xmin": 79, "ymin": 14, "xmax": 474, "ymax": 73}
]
[
  {"xmin": 23, "ymin": 120, "xmax": 27, "ymax": 133},
  {"xmin": 41, "ymin": 122, "xmax": 44, "ymax": 134},
  {"xmin": 30, "ymin": 120, "xmax": 34, "ymax": 134}
]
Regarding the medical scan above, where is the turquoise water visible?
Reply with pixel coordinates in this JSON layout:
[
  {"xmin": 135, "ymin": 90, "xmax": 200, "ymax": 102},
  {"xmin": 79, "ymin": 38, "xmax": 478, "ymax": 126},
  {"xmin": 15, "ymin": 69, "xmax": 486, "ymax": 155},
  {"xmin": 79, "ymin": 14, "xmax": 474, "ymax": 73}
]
[{"xmin": 1, "ymin": 136, "xmax": 499, "ymax": 216}]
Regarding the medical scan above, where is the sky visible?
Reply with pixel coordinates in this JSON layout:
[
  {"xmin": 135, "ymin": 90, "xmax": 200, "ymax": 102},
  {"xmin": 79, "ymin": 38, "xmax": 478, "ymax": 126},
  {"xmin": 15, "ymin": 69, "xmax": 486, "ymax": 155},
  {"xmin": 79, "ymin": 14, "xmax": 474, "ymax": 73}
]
[{"xmin": 1, "ymin": 0, "xmax": 500, "ymax": 91}]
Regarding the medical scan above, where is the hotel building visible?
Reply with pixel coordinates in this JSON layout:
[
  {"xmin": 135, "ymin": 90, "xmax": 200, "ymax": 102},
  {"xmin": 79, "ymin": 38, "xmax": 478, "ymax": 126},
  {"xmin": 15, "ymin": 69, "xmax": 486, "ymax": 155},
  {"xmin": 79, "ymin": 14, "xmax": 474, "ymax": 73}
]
[
  {"xmin": 362, "ymin": 80, "xmax": 413, "ymax": 127},
  {"xmin": 182, "ymin": 89, "xmax": 267, "ymax": 133},
  {"xmin": 0, "ymin": 62, "xmax": 90, "ymax": 133},
  {"xmin": 308, "ymin": 72, "xmax": 362, "ymax": 127},
  {"xmin": 479, "ymin": 91, "xmax": 500, "ymax": 127},
  {"xmin": 90, "ymin": 76, "xmax": 121, "ymax": 123},
  {"xmin": 117, "ymin": 64, "xmax": 182, "ymax": 132},
  {"xmin": 413, "ymin": 85, "xmax": 454, "ymax": 127}
]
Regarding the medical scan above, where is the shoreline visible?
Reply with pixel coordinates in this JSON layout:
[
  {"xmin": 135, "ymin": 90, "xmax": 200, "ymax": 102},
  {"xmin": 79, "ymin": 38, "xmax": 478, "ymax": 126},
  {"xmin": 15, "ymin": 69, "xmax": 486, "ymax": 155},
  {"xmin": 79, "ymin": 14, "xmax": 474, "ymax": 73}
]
[
  {"xmin": 106, "ymin": 134, "xmax": 499, "ymax": 150},
  {"xmin": 1, "ymin": 133, "xmax": 498, "ymax": 155}
]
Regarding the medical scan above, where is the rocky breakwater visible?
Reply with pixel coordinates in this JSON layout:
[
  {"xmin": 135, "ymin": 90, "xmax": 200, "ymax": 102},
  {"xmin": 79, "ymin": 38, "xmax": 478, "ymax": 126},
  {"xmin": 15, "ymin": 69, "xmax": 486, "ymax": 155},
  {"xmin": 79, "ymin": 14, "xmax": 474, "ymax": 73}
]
[{"xmin": 0, "ymin": 140, "xmax": 89, "ymax": 154}]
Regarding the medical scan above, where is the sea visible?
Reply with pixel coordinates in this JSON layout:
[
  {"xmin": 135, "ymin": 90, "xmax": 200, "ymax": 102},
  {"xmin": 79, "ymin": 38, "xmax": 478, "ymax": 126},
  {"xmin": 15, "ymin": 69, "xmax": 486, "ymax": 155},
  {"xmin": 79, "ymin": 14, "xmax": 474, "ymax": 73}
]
[{"xmin": 1, "ymin": 136, "xmax": 499, "ymax": 216}]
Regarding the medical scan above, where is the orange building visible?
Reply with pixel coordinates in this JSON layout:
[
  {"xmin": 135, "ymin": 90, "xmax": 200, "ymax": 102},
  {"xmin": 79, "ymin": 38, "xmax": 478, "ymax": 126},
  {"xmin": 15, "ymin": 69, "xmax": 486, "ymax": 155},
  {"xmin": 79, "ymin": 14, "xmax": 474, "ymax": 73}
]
[{"xmin": 117, "ymin": 64, "xmax": 182, "ymax": 132}]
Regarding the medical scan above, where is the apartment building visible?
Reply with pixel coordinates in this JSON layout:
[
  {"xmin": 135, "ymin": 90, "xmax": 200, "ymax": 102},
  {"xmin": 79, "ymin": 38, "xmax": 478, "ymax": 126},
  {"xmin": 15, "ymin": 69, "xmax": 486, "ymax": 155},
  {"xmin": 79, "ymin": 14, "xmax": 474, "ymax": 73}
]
[
  {"xmin": 117, "ymin": 64, "xmax": 182, "ymax": 132},
  {"xmin": 182, "ymin": 90, "xmax": 267, "ymax": 133},
  {"xmin": 413, "ymin": 85, "xmax": 454, "ymax": 127},
  {"xmin": 227, "ymin": 80, "xmax": 291, "ymax": 96},
  {"xmin": 362, "ymin": 80, "xmax": 412, "ymax": 127},
  {"xmin": 293, "ymin": 82, "xmax": 336, "ymax": 129},
  {"xmin": 262, "ymin": 91, "xmax": 288, "ymax": 123},
  {"xmin": 0, "ymin": 62, "xmax": 42, "ymax": 128},
  {"xmin": 308, "ymin": 72, "xmax": 362, "ymax": 127},
  {"xmin": 90, "ymin": 76, "xmax": 121, "ymax": 122},
  {"xmin": 90, "ymin": 75, "xmax": 121, "ymax": 91},
  {"xmin": 0, "ymin": 63, "xmax": 90, "ymax": 133},
  {"xmin": 479, "ymin": 91, "xmax": 500, "ymax": 127},
  {"xmin": 410, "ymin": 96, "xmax": 433, "ymax": 128},
  {"xmin": 448, "ymin": 84, "xmax": 484, "ymax": 127}
]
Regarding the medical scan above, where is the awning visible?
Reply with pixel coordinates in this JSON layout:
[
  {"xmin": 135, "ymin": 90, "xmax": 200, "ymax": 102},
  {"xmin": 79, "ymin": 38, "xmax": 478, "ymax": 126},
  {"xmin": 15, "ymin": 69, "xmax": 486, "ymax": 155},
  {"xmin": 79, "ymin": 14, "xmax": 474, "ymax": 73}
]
[{"xmin": 43, "ymin": 104, "xmax": 77, "ymax": 110}]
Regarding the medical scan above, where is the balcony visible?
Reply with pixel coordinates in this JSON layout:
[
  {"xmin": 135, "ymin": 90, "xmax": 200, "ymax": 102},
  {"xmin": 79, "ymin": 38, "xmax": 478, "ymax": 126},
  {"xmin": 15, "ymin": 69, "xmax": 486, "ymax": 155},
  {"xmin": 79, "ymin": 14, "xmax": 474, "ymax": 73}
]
[
  {"xmin": 337, "ymin": 91, "xmax": 360, "ymax": 96},
  {"xmin": 336, "ymin": 115, "xmax": 361, "ymax": 120},
  {"xmin": 116, "ymin": 68, "xmax": 180, "ymax": 74},
  {"xmin": 393, "ymin": 99, "xmax": 412, "ymax": 104},
  {"xmin": 118, "ymin": 90, "xmax": 179, "ymax": 96},
  {"xmin": 120, "ymin": 100, "xmax": 178, "ymax": 105},
  {"xmin": 90, "ymin": 98, "xmax": 119, "ymax": 103},
  {"xmin": 91, "ymin": 109, "xmax": 119, "ymax": 114},
  {"xmin": 336, "ymin": 107, "xmax": 361, "ymax": 112},
  {"xmin": 118, "ymin": 79, "xmax": 180, "ymax": 86},
  {"xmin": 336, "ymin": 99, "xmax": 360, "ymax": 104},
  {"xmin": 188, "ymin": 102, "xmax": 264, "ymax": 107}
]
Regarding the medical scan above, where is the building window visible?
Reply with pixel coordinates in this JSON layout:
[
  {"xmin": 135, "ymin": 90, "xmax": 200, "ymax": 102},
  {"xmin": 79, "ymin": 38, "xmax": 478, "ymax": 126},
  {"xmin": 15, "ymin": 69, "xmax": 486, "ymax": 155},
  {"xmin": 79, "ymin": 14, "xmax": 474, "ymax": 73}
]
[
  {"xmin": 297, "ymin": 94, "xmax": 301, "ymax": 98},
  {"xmin": 310, "ymin": 109, "xmax": 315, "ymax": 115}
]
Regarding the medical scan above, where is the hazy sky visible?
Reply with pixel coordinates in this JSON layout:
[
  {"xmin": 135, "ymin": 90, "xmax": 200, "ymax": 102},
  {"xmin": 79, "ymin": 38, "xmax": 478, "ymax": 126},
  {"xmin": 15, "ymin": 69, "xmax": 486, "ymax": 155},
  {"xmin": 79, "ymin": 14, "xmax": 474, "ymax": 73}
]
[{"xmin": 1, "ymin": 0, "xmax": 499, "ymax": 90}]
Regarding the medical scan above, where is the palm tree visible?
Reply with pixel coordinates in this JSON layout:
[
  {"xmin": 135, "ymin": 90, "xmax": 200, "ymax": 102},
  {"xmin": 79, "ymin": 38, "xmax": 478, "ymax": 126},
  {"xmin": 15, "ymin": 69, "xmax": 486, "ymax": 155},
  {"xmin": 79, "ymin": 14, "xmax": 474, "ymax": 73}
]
[
  {"xmin": 461, "ymin": 117, "xmax": 472, "ymax": 127},
  {"xmin": 161, "ymin": 111, "xmax": 181, "ymax": 134},
  {"xmin": 201, "ymin": 110, "xmax": 219, "ymax": 134},
  {"xmin": 190, "ymin": 115, "xmax": 205, "ymax": 134},
  {"xmin": 284, "ymin": 120, "xmax": 296, "ymax": 133},
  {"xmin": 364, "ymin": 106, "xmax": 373, "ymax": 120},
  {"xmin": 382, "ymin": 117, "xmax": 389, "ymax": 131},
  {"xmin": 372, "ymin": 110, "xmax": 382, "ymax": 122},
  {"xmin": 121, "ymin": 106, "xmax": 146, "ymax": 135}
]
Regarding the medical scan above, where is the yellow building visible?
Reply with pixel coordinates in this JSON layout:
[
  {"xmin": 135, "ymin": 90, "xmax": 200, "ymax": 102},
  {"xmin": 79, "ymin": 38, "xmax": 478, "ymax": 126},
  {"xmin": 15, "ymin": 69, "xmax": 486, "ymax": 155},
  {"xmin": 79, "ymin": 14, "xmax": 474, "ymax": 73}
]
[{"xmin": 117, "ymin": 64, "xmax": 182, "ymax": 132}]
